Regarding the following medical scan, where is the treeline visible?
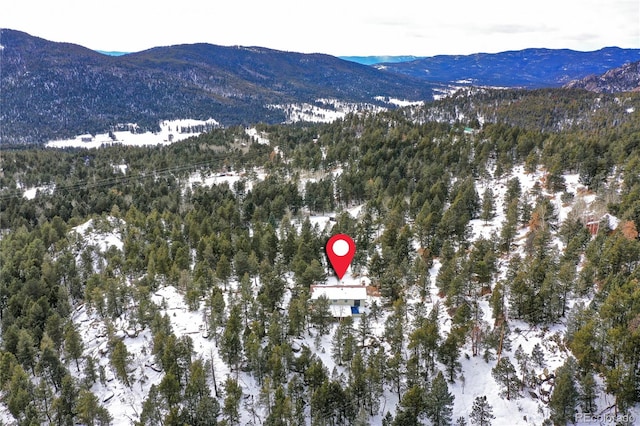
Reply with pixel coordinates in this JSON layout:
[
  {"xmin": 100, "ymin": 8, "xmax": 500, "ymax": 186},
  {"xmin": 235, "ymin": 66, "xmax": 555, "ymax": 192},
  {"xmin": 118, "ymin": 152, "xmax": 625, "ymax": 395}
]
[{"xmin": 0, "ymin": 88, "xmax": 639, "ymax": 424}]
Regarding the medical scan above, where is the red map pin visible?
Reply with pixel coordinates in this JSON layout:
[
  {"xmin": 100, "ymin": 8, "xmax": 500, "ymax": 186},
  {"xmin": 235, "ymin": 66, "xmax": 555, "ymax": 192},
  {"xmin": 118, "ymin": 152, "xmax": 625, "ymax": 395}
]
[{"xmin": 326, "ymin": 234, "xmax": 356, "ymax": 280}]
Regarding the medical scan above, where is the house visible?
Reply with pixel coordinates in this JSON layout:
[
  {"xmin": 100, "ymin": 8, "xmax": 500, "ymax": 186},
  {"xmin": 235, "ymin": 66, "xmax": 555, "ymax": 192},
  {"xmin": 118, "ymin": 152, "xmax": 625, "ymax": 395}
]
[
  {"xmin": 310, "ymin": 285, "xmax": 367, "ymax": 318},
  {"xmin": 585, "ymin": 213, "xmax": 619, "ymax": 236}
]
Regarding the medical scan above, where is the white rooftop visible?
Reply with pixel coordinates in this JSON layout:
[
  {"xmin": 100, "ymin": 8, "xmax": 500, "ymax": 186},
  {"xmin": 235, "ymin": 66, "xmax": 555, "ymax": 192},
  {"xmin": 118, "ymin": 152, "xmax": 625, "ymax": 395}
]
[{"xmin": 310, "ymin": 285, "xmax": 367, "ymax": 301}]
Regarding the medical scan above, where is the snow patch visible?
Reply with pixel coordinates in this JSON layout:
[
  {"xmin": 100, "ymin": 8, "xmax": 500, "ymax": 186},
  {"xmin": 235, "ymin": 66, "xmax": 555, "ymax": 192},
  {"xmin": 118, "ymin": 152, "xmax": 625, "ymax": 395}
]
[
  {"xmin": 113, "ymin": 164, "xmax": 128, "ymax": 174},
  {"xmin": 22, "ymin": 184, "xmax": 55, "ymax": 199},
  {"xmin": 245, "ymin": 127, "xmax": 270, "ymax": 145},
  {"xmin": 72, "ymin": 217, "xmax": 124, "ymax": 253},
  {"xmin": 45, "ymin": 118, "xmax": 220, "ymax": 149},
  {"xmin": 374, "ymin": 96, "xmax": 424, "ymax": 107},
  {"xmin": 271, "ymin": 99, "xmax": 385, "ymax": 123}
]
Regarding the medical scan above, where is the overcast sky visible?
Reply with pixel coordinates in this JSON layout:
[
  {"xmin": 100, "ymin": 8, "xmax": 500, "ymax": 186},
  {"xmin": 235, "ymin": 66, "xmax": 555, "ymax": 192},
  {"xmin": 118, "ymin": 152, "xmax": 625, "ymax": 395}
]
[{"xmin": 1, "ymin": 0, "xmax": 638, "ymax": 56}]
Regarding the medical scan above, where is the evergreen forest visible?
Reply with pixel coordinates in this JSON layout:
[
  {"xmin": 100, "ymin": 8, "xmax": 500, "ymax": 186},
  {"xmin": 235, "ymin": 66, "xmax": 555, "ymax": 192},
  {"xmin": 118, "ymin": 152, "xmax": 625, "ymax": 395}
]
[{"xmin": 1, "ymin": 87, "xmax": 639, "ymax": 425}]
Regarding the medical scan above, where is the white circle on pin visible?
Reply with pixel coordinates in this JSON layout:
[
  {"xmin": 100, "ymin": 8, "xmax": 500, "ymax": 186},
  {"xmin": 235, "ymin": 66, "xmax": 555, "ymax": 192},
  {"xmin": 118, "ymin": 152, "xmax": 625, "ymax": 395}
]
[{"xmin": 332, "ymin": 239, "xmax": 349, "ymax": 256}]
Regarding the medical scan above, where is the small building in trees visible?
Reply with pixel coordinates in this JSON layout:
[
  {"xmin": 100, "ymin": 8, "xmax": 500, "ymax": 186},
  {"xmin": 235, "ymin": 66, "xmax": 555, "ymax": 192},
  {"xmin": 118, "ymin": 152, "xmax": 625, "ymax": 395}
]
[
  {"xmin": 585, "ymin": 213, "xmax": 619, "ymax": 236},
  {"xmin": 310, "ymin": 285, "xmax": 367, "ymax": 318}
]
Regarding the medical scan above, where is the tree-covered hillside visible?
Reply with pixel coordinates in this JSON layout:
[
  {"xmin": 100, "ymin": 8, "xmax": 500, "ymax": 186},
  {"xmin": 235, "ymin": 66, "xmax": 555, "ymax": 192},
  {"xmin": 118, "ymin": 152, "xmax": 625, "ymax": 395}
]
[
  {"xmin": 0, "ymin": 29, "xmax": 433, "ymax": 145},
  {"xmin": 0, "ymin": 88, "xmax": 639, "ymax": 425}
]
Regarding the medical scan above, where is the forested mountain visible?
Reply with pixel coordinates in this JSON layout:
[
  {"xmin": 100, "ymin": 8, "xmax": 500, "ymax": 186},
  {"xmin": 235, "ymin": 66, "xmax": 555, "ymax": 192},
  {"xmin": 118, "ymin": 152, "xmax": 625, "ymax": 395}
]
[
  {"xmin": 3, "ymin": 29, "xmax": 640, "ymax": 146},
  {"xmin": 0, "ymin": 29, "xmax": 435, "ymax": 145},
  {"xmin": 1, "ymin": 87, "xmax": 639, "ymax": 425},
  {"xmin": 380, "ymin": 47, "xmax": 640, "ymax": 88},
  {"xmin": 411, "ymin": 87, "xmax": 639, "ymax": 133},
  {"xmin": 564, "ymin": 61, "xmax": 640, "ymax": 93}
]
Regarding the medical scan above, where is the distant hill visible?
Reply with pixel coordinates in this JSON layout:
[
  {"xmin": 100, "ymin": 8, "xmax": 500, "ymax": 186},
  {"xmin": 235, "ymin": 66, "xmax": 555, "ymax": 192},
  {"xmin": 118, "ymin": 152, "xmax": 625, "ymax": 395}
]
[
  {"xmin": 379, "ymin": 47, "xmax": 640, "ymax": 88},
  {"xmin": 564, "ymin": 61, "xmax": 640, "ymax": 93},
  {"xmin": 2, "ymin": 29, "xmax": 640, "ymax": 145},
  {"xmin": 0, "ymin": 29, "xmax": 434, "ymax": 144}
]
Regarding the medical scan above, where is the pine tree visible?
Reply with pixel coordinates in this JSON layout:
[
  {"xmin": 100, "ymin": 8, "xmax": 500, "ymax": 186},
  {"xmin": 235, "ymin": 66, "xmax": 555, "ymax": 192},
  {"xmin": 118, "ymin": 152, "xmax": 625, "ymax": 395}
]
[
  {"xmin": 531, "ymin": 343, "xmax": 545, "ymax": 368},
  {"xmin": 16, "ymin": 328, "xmax": 37, "ymax": 374},
  {"xmin": 33, "ymin": 377, "xmax": 56, "ymax": 424},
  {"xmin": 52, "ymin": 374, "xmax": 78, "ymax": 426},
  {"xmin": 394, "ymin": 384, "xmax": 427, "ymax": 425},
  {"xmin": 514, "ymin": 344, "xmax": 531, "ymax": 389},
  {"xmin": 137, "ymin": 384, "xmax": 166, "ymax": 426},
  {"xmin": 309, "ymin": 294, "xmax": 332, "ymax": 335},
  {"xmin": 358, "ymin": 310, "xmax": 371, "ymax": 346},
  {"xmin": 110, "ymin": 340, "xmax": 131, "ymax": 387},
  {"xmin": 207, "ymin": 288, "xmax": 226, "ymax": 345},
  {"xmin": 386, "ymin": 351, "xmax": 405, "ymax": 400},
  {"xmin": 489, "ymin": 281, "xmax": 505, "ymax": 324},
  {"xmin": 456, "ymin": 417, "xmax": 468, "ymax": 426},
  {"xmin": 491, "ymin": 358, "xmax": 522, "ymax": 400},
  {"xmin": 221, "ymin": 304, "xmax": 243, "ymax": 371},
  {"xmin": 38, "ymin": 334, "xmax": 67, "ymax": 392},
  {"xmin": 549, "ymin": 359, "xmax": 578, "ymax": 425},
  {"xmin": 310, "ymin": 379, "xmax": 354, "ymax": 425},
  {"xmin": 408, "ymin": 316, "xmax": 440, "ymax": 378},
  {"xmin": 244, "ymin": 329, "xmax": 263, "ymax": 381},
  {"xmin": 64, "ymin": 325, "xmax": 84, "ymax": 372},
  {"xmin": 364, "ymin": 348, "xmax": 385, "ymax": 416},
  {"xmin": 578, "ymin": 371, "xmax": 597, "ymax": 414},
  {"xmin": 500, "ymin": 199, "xmax": 519, "ymax": 252},
  {"xmin": 159, "ymin": 371, "xmax": 181, "ymax": 409},
  {"xmin": 6, "ymin": 365, "xmax": 34, "ymax": 422},
  {"xmin": 425, "ymin": 371, "xmax": 454, "ymax": 426},
  {"xmin": 76, "ymin": 389, "xmax": 112, "ymax": 426},
  {"xmin": 216, "ymin": 254, "xmax": 231, "ymax": 289},
  {"xmin": 332, "ymin": 316, "xmax": 355, "ymax": 366},
  {"xmin": 469, "ymin": 395, "xmax": 495, "ymax": 426},
  {"xmin": 480, "ymin": 187, "xmax": 496, "ymax": 224},
  {"xmin": 265, "ymin": 384, "xmax": 292, "ymax": 426},
  {"xmin": 223, "ymin": 377, "xmax": 243, "ymax": 426},
  {"xmin": 287, "ymin": 295, "xmax": 307, "ymax": 337},
  {"xmin": 438, "ymin": 330, "xmax": 462, "ymax": 382},
  {"xmin": 181, "ymin": 359, "xmax": 219, "ymax": 426}
]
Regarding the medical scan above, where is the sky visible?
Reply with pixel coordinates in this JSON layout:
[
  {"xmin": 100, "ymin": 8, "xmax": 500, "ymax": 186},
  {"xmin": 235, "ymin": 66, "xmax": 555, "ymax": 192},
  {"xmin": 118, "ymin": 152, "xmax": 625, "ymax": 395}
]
[{"xmin": 1, "ymin": 0, "xmax": 639, "ymax": 57}]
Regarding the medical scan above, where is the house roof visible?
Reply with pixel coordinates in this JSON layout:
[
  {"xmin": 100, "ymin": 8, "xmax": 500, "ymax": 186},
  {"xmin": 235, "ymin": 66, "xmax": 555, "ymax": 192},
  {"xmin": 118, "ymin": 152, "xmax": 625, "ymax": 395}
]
[{"xmin": 310, "ymin": 285, "xmax": 367, "ymax": 301}]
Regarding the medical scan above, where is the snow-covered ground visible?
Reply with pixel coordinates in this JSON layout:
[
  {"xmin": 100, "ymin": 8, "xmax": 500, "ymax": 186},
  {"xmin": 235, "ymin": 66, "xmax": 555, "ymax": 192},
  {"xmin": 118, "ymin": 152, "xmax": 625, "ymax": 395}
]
[
  {"xmin": 45, "ymin": 118, "xmax": 219, "ymax": 149},
  {"xmin": 71, "ymin": 217, "xmax": 124, "ymax": 253},
  {"xmin": 374, "ymin": 96, "xmax": 424, "ymax": 107},
  {"xmin": 245, "ymin": 127, "xmax": 271, "ymax": 145},
  {"xmin": 74, "ymin": 166, "xmax": 629, "ymax": 425},
  {"xmin": 269, "ymin": 99, "xmax": 386, "ymax": 124},
  {"xmin": 21, "ymin": 184, "xmax": 56, "ymax": 200},
  {"xmin": 4, "ymin": 161, "xmax": 637, "ymax": 425}
]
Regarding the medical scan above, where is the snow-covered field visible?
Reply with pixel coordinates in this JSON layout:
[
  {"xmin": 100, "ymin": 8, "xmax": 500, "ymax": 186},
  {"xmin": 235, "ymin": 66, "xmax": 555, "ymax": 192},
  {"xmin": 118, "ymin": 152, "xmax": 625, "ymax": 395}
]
[
  {"xmin": 45, "ymin": 119, "xmax": 220, "ymax": 149},
  {"xmin": 269, "ymin": 98, "xmax": 389, "ymax": 124},
  {"xmin": 21, "ymin": 184, "xmax": 55, "ymax": 200},
  {"xmin": 41, "ymin": 96, "xmax": 425, "ymax": 151}
]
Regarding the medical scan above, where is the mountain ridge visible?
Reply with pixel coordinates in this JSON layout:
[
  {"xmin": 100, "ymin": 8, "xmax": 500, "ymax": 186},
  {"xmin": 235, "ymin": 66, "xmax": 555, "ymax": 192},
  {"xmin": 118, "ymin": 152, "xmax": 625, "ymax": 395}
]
[
  {"xmin": 0, "ymin": 29, "xmax": 435, "ymax": 144},
  {"xmin": 379, "ymin": 47, "xmax": 640, "ymax": 87},
  {"xmin": 564, "ymin": 60, "xmax": 640, "ymax": 93},
  {"xmin": 2, "ymin": 28, "xmax": 640, "ymax": 145}
]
